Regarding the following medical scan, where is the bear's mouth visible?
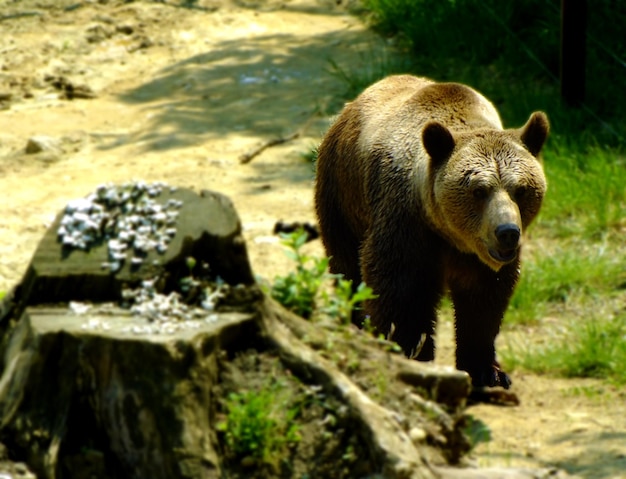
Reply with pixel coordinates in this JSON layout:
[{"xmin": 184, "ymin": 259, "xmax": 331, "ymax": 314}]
[{"xmin": 489, "ymin": 248, "xmax": 518, "ymax": 263}]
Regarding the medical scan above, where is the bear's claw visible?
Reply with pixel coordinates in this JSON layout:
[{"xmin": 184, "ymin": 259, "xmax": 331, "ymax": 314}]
[
  {"xmin": 475, "ymin": 364, "xmax": 512, "ymax": 389},
  {"xmin": 407, "ymin": 332, "xmax": 427, "ymax": 359}
]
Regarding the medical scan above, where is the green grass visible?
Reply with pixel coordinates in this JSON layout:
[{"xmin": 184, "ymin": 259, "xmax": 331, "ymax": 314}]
[
  {"xmin": 506, "ymin": 244, "xmax": 626, "ymax": 325},
  {"xmin": 502, "ymin": 311, "xmax": 626, "ymax": 384},
  {"xmin": 267, "ymin": 229, "xmax": 332, "ymax": 319},
  {"xmin": 539, "ymin": 144, "xmax": 626, "ymax": 238},
  {"xmin": 463, "ymin": 416, "xmax": 492, "ymax": 451}
]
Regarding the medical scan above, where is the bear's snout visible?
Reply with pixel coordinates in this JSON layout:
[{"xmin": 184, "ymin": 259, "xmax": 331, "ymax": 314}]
[
  {"xmin": 495, "ymin": 223, "xmax": 520, "ymax": 250},
  {"xmin": 488, "ymin": 223, "xmax": 521, "ymax": 263}
]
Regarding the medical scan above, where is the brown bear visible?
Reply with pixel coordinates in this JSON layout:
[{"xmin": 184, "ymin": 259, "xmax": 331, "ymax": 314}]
[{"xmin": 314, "ymin": 75, "xmax": 549, "ymax": 389}]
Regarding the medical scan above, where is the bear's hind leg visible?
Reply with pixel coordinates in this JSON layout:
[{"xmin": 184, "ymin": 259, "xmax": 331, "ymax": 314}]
[
  {"xmin": 361, "ymin": 232, "xmax": 444, "ymax": 360},
  {"xmin": 316, "ymin": 204, "xmax": 364, "ymax": 325},
  {"xmin": 326, "ymin": 224, "xmax": 366, "ymax": 326}
]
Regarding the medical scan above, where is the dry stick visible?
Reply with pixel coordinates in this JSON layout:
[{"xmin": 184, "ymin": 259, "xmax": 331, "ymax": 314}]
[
  {"xmin": 0, "ymin": 12, "xmax": 42, "ymax": 21},
  {"xmin": 239, "ymin": 131, "xmax": 300, "ymax": 164},
  {"xmin": 239, "ymin": 111, "xmax": 319, "ymax": 164}
]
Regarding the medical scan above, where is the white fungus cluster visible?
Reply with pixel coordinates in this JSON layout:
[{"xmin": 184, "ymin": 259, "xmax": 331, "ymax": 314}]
[
  {"xmin": 122, "ymin": 278, "xmax": 226, "ymax": 321},
  {"xmin": 60, "ymin": 181, "xmax": 238, "ymax": 334},
  {"xmin": 57, "ymin": 181, "xmax": 183, "ymax": 272},
  {"xmin": 122, "ymin": 277, "xmax": 227, "ymax": 334},
  {"xmin": 76, "ymin": 278, "xmax": 228, "ymax": 335}
]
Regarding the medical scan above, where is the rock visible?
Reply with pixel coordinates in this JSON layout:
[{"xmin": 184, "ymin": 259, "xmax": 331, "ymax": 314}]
[
  {"xmin": 24, "ymin": 135, "xmax": 62, "ymax": 154},
  {"xmin": 0, "ymin": 92, "xmax": 11, "ymax": 110},
  {"xmin": 410, "ymin": 427, "xmax": 428, "ymax": 443},
  {"xmin": 0, "ymin": 442, "xmax": 36, "ymax": 478},
  {"xmin": 85, "ymin": 24, "xmax": 115, "ymax": 43},
  {"xmin": 115, "ymin": 24, "xmax": 135, "ymax": 35},
  {"xmin": 43, "ymin": 75, "xmax": 97, "ymax": 100}
]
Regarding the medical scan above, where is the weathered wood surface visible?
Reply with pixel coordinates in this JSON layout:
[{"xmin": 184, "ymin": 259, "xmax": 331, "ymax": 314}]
[{"xmin": 2, "ymin": 307, "xmax": 254, "ymax": 479}]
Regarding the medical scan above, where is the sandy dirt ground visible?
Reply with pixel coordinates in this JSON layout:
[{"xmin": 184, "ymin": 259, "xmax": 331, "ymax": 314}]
[{"xmin": 1, "ymin": 1, "xmax": 624, "ymax": 478}]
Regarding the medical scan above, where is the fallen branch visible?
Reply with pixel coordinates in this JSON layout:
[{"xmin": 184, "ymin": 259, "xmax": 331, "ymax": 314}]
[
  {"xmin": 239, "ymin": 131, "xmax": 300, "ymax": 164},
  {"xmin": 239, "ymin": 110, "xmax": 319, "ymax": 164}
]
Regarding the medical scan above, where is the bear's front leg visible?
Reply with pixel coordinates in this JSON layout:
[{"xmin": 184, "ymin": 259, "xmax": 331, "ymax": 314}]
[
  {"xmin": 360, "ymin": 230, "xmax": 445, "ymax": 361},
  {"xmin": 449, "ymin": 259, "xmax": 520, "ymax": 389}
]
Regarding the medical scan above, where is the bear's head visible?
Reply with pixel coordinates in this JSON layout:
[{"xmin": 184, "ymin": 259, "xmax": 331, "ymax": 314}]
[{"xmin": 422, "ymin": 112, "xmax": 549, "ymax": 271}]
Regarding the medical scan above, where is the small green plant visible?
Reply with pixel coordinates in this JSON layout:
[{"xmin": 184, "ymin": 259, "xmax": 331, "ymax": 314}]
[
  {"xmin": 217, "ymin": 380, "xmax": 301, "ymax": 469},
  {"xmin": 269, "ymin": 229, "xmax": 332, "ymax": 318},
  {"xmin": 372, "ymin": 367, "xmax": 389, "ymax": 400},
  {"xmin": 463, "ymin": 415, "xmax": 492, "ymax": 451},
  {"xmin": 301, "ymin": 144, "xmax": 318, "ymax": 164},
  {"xmin": 268, "ymin": 229, "xmax": 376, "ymax": 322},
  {"xmin": 179, "ymin": 256, "xmax": 199, "ymax": 292},
  {"xmin": 320, "ymin": 278, "xmax": 377, "ymax": 324}
]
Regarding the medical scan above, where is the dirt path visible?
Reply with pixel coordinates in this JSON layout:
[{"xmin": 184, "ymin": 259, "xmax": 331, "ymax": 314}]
[
  {"xmin": 1, "ymin": 1, "xmax": 624, "ymax": 478},
  {"xmin": 0, "ymin": 0, "xmax": 380, "ymax": 289}
]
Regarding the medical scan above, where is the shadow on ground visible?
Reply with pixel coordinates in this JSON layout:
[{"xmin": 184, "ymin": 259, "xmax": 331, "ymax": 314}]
[
  {"xmin": 109, "ymin": 26, "xmax": 388, "ymax": 152},
  {"xmin": 549, "ymin": 430, "xmax": 626, "ymax": 479}
]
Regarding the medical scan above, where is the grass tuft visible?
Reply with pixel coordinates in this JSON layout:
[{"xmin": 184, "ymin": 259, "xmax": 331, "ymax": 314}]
[
  {"xmin": 502, "ymin": 312, "xmax": 626, "ymax": 384},
  {"xmin": 217, "ymin": 378, "xmax": 301, "ymax": 469},
  {"xmin": 507, "ymin": 244, "xmax": 626, "ymax": 325}
]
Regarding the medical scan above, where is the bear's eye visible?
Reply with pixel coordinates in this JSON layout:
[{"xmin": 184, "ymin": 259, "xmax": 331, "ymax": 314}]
[
  {"xmin": 514, "ymin": 186, "xmax": 529, "ymax": 202},
  {"xmin": 472, "ymin": 187, "xmax": 488, "ymax": 200}
]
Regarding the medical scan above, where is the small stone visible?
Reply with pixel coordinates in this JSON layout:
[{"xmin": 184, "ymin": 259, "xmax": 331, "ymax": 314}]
[
  {"xmin": 109, "ymin": 261, "xmax": 122, "ymax": 272},
  {"xmin": 86, "ymin": 24, "xmax": 114, "ymax": 43},
  {"xmin": 25, "ymin": 135, "xmax": 62, "ymax": 155},
  {"xmin": 409, "ymin": 427, "xmax": 427, "ymax": 443},
  {"xmin": 69, "ymin": 301, "xmax": 91, "ymax": 315},
  {"xmin": 116, "ymin": 24, "xmax": 134, "ymax": 35}
]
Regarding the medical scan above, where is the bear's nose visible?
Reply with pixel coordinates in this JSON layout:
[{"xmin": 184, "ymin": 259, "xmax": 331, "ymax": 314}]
[{"xmin": 495, "ymin": 223, "xmax": 521, "ymax": 250}]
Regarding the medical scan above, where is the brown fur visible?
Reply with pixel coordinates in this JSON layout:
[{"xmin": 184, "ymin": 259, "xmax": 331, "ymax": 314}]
[{"xmin": 315, "ymin": 75, "xmax": 549, "ymax": 389}]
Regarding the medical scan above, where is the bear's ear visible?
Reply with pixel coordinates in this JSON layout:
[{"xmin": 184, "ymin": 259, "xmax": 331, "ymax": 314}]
[
  {"xmin": 422, "ymin": 121, "xmax": 455, "ymax": 166},
  {"xmin": 520, "ymin": 111, "xmax": 550, "ymax": 157}
]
